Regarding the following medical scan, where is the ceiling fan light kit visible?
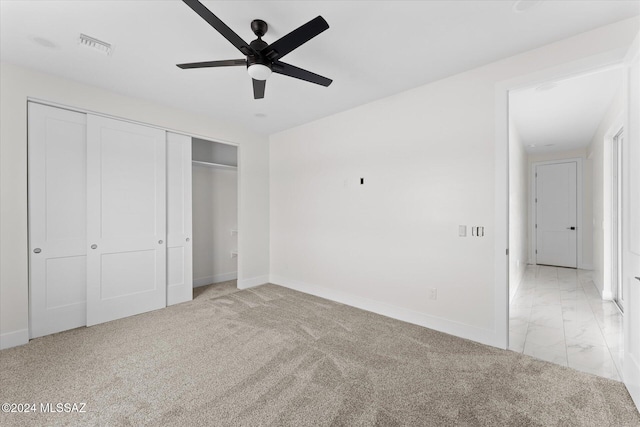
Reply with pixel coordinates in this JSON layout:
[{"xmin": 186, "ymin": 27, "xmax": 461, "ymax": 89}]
[
  {"xmin": 247, "ymin": 63, "xmax": 272, "ymax": 81},
  {"xmin": 177, "ymin": 0, "xmax": 332, "ymax": 99}
]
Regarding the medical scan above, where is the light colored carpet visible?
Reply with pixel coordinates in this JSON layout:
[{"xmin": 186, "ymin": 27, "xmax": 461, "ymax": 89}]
[
  {"xmin": 1, "ymin": 282, "xmax": 638, "ymax": 426},
  {"xmin": 193, "ymin": 279, "xmax": 239, "ymax": 299}
]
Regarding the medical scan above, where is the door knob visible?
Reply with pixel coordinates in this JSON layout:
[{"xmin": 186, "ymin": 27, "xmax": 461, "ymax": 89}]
[
  {"xmin": 185, "ymin": 238, "xmax": 190, "ymax": 242},
  {"xmin": 33, "ymin": 248, "xmax": 41, "ymax": 254},
  {"xmin": 567, "ymin": 227, "xmax": 576, "ymax": 230},
  {"xmin": 158, "ymin": 240, "xmax": 163, "ymax": 245},
  {"xmin": 91, "ymin": 244, "xmax": 97, "ymax": 249}
]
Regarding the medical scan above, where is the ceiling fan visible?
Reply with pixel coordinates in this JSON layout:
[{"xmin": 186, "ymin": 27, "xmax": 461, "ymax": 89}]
[{"xmin": 177, "ymin": 0, "xmax": 333, "ymax": 99}]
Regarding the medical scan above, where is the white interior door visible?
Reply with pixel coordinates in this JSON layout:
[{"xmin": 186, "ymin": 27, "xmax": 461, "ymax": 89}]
[
  {"xmin": 623, "ymin": 33, "xmax": 640, "ymax": 411},
  {"xmin": 86, "ymin": 115, "xmax": 167, "ymax": 326},
  {"xmin": 167, "ymin": 132, "xmax": 193, "ymax": 306},
  {"xmin": 535, "ymin": 161, "xmax": 578, "ymax": 268},
  {"xmin": 28, "ymin": 103, "xmax": 87, "ymax": 338}
]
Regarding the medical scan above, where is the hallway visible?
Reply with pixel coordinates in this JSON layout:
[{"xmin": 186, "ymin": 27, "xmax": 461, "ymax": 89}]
[{"xmin": 509, "ymin": 265, "xmax": 623, "ymax": 381}]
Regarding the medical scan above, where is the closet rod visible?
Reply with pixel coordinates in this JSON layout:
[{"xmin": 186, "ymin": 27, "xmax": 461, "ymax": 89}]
[{"xmin": 192, "ymin": 160, "xmax": 237, "ymax": 170}]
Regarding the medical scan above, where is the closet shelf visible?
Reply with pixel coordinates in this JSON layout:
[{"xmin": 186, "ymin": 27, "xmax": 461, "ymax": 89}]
[{"xmin": 192, "ymin": 160, "xmax": 237, "ymax": 170}]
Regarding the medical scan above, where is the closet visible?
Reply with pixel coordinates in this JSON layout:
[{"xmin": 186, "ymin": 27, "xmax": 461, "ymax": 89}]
[
  {"xmin": 191, "ymin": 138, "xmax": 238, "ymax": 288},
  {"xmin": 27, "ymin": 102, "xmax": 216, "ymax": 338}
]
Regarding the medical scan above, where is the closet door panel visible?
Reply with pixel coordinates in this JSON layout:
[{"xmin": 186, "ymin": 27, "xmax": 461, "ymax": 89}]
[
  {"xmin": 167, "ymin": 132, "xmax": 193, "ymax": 305},
  {"xmin": 86, "ymin": 115, "xmax": 167, "ymax": 326},
  {"xmin": 28, "ymin": 103, "xmax": 87, "ymax": 338}
]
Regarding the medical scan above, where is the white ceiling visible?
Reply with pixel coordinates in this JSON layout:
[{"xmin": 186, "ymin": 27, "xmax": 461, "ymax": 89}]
[
  {"xmin": 510, "ymin": 67, "xmax": 624, "ymax": 154},
  {"xmin": 1, "ymin": 1, "xmax": 638, "ymax": 136}
]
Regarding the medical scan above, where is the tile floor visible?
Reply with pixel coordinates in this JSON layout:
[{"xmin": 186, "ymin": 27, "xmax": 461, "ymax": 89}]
[{"xmin": 509, "ymin": 265, "xmax": 624, "ymax": 381}]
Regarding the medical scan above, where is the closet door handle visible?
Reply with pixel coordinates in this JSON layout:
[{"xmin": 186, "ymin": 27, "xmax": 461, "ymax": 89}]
[
  {"xmin": 185, "ymin": 238, "xmax": 190, "ymax": 242},
  {"xmin": 91, "ymin": 244, "xmax": 97, "ymax": 250},
  {"xmin": 33, "ymin": 248, "xmax": 42, "ymax": 254},
  {"xmin": 158, "ymin": 240, "xmax": 163, "ymax": 245}
]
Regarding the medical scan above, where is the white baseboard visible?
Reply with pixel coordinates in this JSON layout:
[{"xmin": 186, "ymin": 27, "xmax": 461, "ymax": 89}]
[
  {"xmin": 589, "ymin": 274, "xmax": 614, "ymax": 300},
  {"xmin": 193, "ymin": 272, "xmax": 238, "ymax": 288},
  {"xmin": 237, "ymin": 275, "xmax": 269, "ymax": 290},
  {"xmin": 0, "ymin": 329, "xmax": 29, "ymax": 350},
  {"xmin": 601, "ymin": 290, "xmax": 614, "ymax": 300},
  {"xmin": 269, "ymin": 275, "xmax": 503, "ymax": 348},
  {"xmin": 592, "ymin": 272, "xmax": 603, "ymax": 294}
]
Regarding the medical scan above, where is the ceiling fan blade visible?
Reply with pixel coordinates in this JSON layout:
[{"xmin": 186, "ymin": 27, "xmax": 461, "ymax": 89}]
[
  {"xmin": 262, "ymin": 16, "xmax": 329, "ymax": 60},
  {"xmin": 272, "ymin": 61, "xmax": 332, "ymax": 87},
  {"xmin": 182, "ymin": 0, "xmax": 253, "ymax": 56},
  {"xmin": 177, "ymin": 59, "xmax": 246, "ymax": 69},
  {"xmin": 253, "ymin": 79, "xmax": 266, "ymax": 99}
]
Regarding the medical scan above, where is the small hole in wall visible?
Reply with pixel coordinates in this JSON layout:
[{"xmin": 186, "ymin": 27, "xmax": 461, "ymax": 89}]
[{"xmin": 360, "ymin": 178, "xmax": 364, "ymax": 185}]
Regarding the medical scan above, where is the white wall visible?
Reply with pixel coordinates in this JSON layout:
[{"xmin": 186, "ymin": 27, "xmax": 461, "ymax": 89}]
[
  {"xmin": 528, "ymin": 148, "xmax": 593, "ymax": 270},
  {"xmin": 269, "ymin": 18, "xmax": 638, "ymax": 347},
  {"xmin": 0, "ymin": 62, "xmax": 269, "ymax": 349},
  {"xmin": 192, "ymin": 166, "xmax": 238, "ymax": 286},
  {"xmin": 508, "ymin": 120, "xmax": 529, "ymax": 301},
  {"xmin": 588, "ymin": 86, "xmax": 624, "ymax": 297}
]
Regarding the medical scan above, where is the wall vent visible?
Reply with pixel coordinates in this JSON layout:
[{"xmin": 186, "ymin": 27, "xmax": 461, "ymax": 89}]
[{"xmin": 79, "ymin": 34, "xmax": 112, "ymax": 55}]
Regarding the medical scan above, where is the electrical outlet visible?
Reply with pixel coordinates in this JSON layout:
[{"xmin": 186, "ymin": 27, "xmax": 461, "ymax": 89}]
[{"xmin": 428, "ymin": 288, "xmax": 437, "ymax": 300}]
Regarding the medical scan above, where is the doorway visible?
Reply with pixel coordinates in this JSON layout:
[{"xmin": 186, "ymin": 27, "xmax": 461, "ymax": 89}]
[
  {"xmin": 191, "ymin": 138, "xmax": 239, "ymax": 291},
  {"xmin": 505, "ymin": 66, "xmax": 625, "ymax": 381}
]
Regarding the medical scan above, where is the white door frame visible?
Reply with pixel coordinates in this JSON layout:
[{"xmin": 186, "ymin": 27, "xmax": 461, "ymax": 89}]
[
  {"xmin": 621, "ymin": 32, "xmax": 640, "ymax": 409},
  {"xmin": 611, "ymin": 130, "xmax": 622, "ymax": 308},
  {"xmin": 530, "ymin": 158, "xmax": 583, "ymax": 269},
  {"xmin": 601, "ymin": 116, "xmax": 625, "ymax": 301},
  {"xmin": 494, "ymin": 48, "xmax": 627, "ymax": 350}
]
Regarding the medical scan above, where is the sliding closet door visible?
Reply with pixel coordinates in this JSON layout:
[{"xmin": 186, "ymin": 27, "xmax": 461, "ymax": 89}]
[
  {"xmin": 86, "ymin": 115, "xmax": 167, "ymax": 326},
  {"xmin": 167, "ymin": 132, "xmax": 193, "ymax": 305},
  {"xmin": 28, "ymin": 103, "xmax": 87, "ymax": 338}
]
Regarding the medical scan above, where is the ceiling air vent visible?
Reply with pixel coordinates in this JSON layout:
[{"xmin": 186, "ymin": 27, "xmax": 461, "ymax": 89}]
[{"xmin": 79, "ymin": 33, "xmax": 112, "ymax": 55}]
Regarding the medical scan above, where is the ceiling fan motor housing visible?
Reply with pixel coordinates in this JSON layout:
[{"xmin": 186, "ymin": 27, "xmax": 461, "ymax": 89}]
[
  {"xmin": 248, "ymin": 37, "xmax": 271, "ymax": 69},
  {"xmin": 247, "ymin": 35, "xmax": 272, "ymax": 80}
]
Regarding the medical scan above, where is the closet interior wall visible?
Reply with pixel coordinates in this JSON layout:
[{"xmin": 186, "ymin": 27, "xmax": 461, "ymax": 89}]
[{"xmin": 191, "ymin": 138, "xmax": 238, "ymax": 287}]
